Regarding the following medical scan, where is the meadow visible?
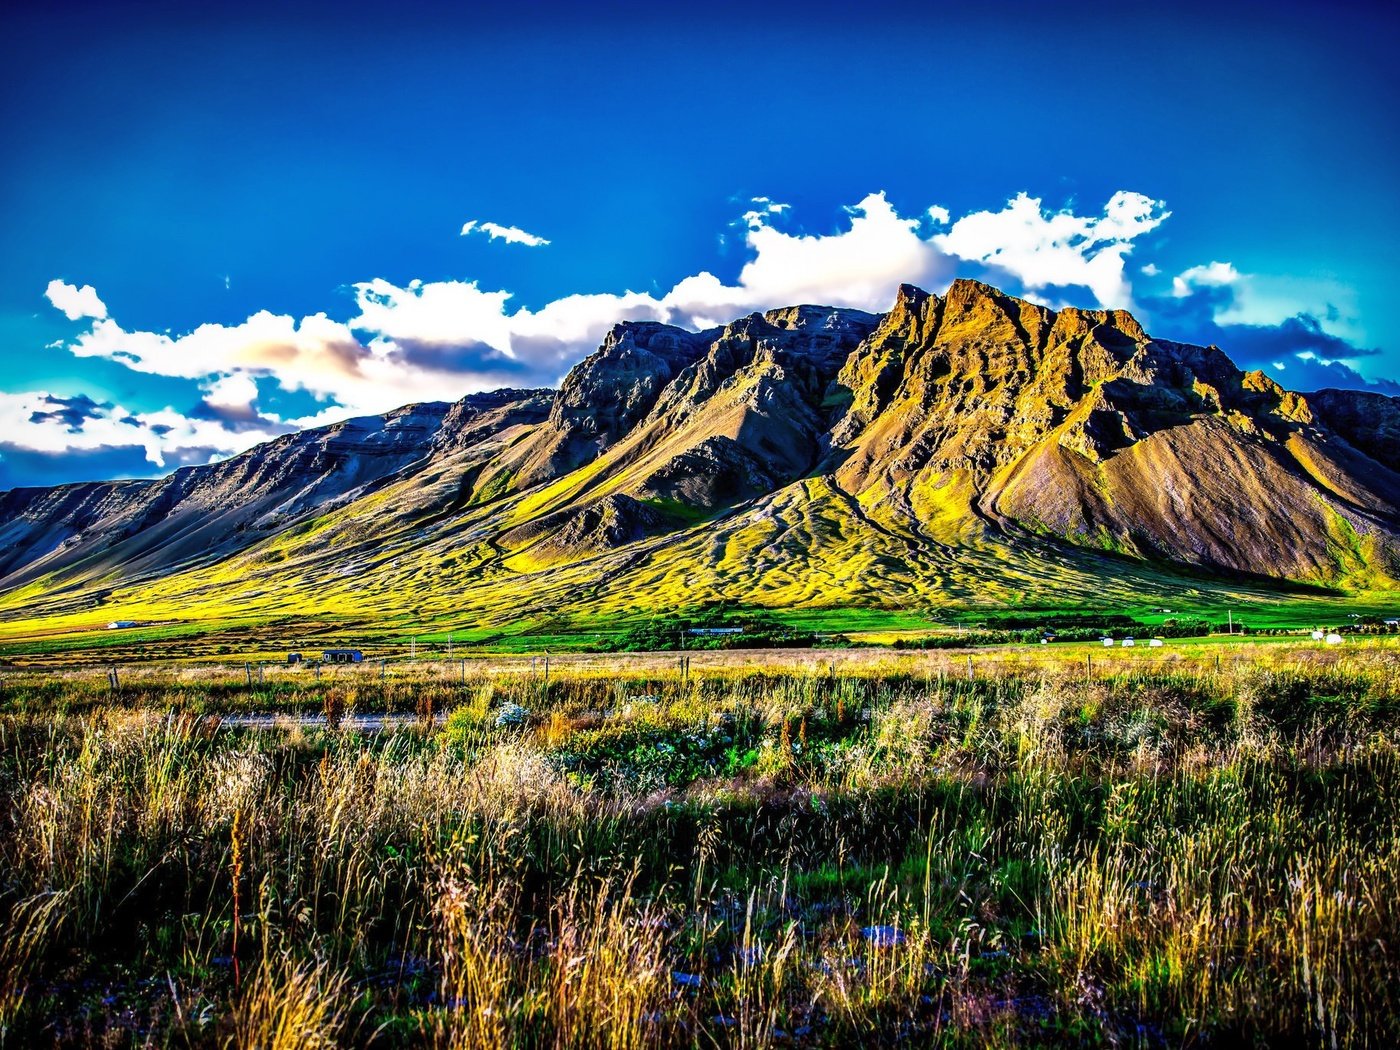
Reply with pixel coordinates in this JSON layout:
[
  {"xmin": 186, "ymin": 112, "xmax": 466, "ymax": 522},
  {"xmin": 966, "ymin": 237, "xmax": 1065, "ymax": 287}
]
[{"xmin": 1, "ymin": 641, "xmax": 1398, "ymax": 1047}]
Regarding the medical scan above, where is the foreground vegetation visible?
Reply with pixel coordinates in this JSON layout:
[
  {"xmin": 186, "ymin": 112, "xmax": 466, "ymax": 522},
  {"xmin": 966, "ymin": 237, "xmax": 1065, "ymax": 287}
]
[{"xmin": 1, "ymin": 645, "xmax": 1398, "ymax": 1046}]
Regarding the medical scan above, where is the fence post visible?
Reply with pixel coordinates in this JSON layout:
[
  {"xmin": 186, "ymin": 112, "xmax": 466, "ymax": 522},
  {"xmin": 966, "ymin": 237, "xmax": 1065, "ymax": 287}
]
[
  {"xmin": 966, "ymin": 654, "xmax": 974, "ymax": 681},
  {"xmin": 460, "ymin": 659, "xmax": 466, "ymax": 685}
]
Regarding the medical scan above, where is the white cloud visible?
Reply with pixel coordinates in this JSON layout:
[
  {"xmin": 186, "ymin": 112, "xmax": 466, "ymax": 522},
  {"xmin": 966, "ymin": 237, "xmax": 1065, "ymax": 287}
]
[
  {"xmin": 1172, "ymin": 261, "xmax": 1241, "ymax": 297},
  {"xmin": 0, "ymin": 390, "xmax": 286, "ymax": 468},
  {"xmin": 201, "ymin": 372, "xmax": 261, "ymax": 414},
  {"xmin": 1141, "ymin": 262, "xmax": 1160, "ymax": 276},
  {"xmin": 1172, "ymin": 261, "xmax": 1363, "ymax": 343},
  {"xmin": 44, "ymin": 279, "xmax": 107, "ymax": 321},
  {"xmin": 41, "ymin": 189, "xmax": 1174, "ymax": 437},
  {"xmin": 933, "ymin": 190, "xmax": 1170, "ymax": 309},
  {"xmin": 667, "ymin": 191, "xmax": 954, "ymax": 327},
  {"xmin": 460, "ymin": 219, "xmax": 551, "ymax": 247},
  {"xmin": 927, "ymin": 205, "xmax": 950, "ymax": 225},
  {"xmin": 741, "ymin": 197, "xmax": 791, "ymax": 227}
]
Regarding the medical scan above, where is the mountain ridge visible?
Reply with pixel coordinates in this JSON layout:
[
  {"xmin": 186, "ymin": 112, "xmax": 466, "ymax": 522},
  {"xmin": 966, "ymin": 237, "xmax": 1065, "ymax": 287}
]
[{"xmin": 1, "ymin": 279, "xmax": 1396, "ymax": 632}]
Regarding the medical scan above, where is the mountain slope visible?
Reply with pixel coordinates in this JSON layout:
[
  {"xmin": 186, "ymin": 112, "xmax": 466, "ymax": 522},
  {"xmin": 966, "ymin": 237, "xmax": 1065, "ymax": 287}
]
[
  {"xmin": 0, "ymin": 390, "xmax": 550, "ymax": 595},
  {"xmin": 1, "ymin": 280, "xmax": 1395, "ymax": 634}
]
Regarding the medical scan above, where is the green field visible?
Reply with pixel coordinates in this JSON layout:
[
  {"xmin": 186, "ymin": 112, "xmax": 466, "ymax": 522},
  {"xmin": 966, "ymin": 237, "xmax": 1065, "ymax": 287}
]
[{"xmin": 1, "ymin": 593, "xmax": 1395, "ymax": 668}]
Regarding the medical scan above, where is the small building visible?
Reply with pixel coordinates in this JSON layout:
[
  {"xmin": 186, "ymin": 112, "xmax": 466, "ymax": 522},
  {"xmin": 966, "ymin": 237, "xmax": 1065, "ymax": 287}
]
[
  {"xmin": 287, "ymin": 652, "xmax": 303, "ymax": 665},
  {"xmin": 1101, "ymin": 637, "xmax": 1115, "ymax": 647},
  {"xmin": 1325, "ymin": 634, "xmax": 1344, "ymax": 645},
  {"xmin": 1121, "ymin": 637, "xmax": 1135, "ymax": 647},
  {"xmin": 1385, "ymin": 619, "xmax": 1399, "ymax": 627},
  {"xmin": 106, "ymin": 620, "xmax": 137, "ymax": 630},
  {"xmin": 1149, "ymin": 638, "xmax": 1164, "ymax": 648},
  {"xmin": 687, "ymin": 627, "xmax": 744, "ymax": 636},
  {"xmin": 1311, "ymin": 630, "xmax": 1325, "ymax": 641},
  {"xmin": 321, "ymin": 649, "xmax": 364, "ymax": 664}
]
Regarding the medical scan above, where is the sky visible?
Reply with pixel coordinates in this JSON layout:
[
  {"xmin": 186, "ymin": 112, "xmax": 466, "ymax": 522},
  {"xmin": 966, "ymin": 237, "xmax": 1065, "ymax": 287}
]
[{"xmin": 2, "ymin": 0, "xmax": 1397, "ymax": 489}]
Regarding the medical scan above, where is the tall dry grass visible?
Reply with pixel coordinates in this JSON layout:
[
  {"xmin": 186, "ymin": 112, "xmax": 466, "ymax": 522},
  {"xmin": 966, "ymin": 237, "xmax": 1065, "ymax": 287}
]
[{"xmin": 0, "ymin": 650, "xmax": 1396, "ymax": 1045}]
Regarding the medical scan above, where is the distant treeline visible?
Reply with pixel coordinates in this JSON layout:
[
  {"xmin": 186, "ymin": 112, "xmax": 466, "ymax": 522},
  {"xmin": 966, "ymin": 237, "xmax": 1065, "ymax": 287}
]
[
  {"xmin": 594, "ymin": 608, "xmax": 1394, "ymax": 654},
  {"xmin": 593, "ymin": 603, "xmax": 837, "ymax": 652},
  {"xmin": 894, "ymin": 616, "xmax": 1219, "ymax": 650}
]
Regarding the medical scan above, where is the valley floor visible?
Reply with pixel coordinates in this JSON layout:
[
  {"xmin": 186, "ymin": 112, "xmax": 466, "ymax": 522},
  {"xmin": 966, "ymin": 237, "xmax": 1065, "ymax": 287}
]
[{"xmin": 1, "ymin": 643, "xmax": 1397, "ymax": 1046}]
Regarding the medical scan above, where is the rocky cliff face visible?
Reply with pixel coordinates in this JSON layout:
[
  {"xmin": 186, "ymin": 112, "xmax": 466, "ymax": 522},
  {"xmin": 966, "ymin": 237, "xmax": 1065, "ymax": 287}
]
[
  {"xmin": 2, "ymin": 281, "xmax": 1396, "ymax": 617},
  {"xmin": 821, "ymin": 280, "xmax": 1398, "ymax": 582}
]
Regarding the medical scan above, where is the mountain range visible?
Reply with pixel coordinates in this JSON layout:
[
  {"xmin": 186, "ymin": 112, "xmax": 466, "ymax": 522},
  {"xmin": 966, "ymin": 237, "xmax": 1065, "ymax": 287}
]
[{"xmin": 2, "ymin": 279, "xmax": 1397, "ymax": 639}]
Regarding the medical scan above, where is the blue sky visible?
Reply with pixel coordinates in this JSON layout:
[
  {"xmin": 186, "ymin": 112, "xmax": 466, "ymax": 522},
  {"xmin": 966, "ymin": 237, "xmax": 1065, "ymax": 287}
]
[{"xmin": 2, "ymin": 0, "xmax": 1396, "ymax": 488}]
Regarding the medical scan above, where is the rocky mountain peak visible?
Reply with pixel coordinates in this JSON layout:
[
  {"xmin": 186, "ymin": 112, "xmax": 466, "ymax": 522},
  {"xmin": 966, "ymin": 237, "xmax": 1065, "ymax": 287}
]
[{"xmin": 2, "ymin": 279, "xmax": 1396, "ymax": 614}]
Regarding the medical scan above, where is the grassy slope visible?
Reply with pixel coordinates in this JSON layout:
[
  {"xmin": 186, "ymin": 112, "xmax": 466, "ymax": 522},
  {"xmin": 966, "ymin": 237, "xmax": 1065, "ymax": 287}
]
[{"xmin": 1, "ymin": 440, "xmax": 1393, "ymax": 662}]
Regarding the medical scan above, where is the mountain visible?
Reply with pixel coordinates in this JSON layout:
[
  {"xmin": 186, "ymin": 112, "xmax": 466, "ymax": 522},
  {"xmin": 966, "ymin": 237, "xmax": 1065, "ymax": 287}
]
[{"xmin": 1, "ymin": 280, "xmax": 1396, "ymax": 635}]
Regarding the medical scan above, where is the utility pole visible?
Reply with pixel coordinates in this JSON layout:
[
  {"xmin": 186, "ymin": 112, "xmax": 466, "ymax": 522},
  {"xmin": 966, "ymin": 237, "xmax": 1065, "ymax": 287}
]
[
  {"xmin": 1228, "ymin": 610, "xmax": 1233, "ymax": 635},
  {"xmin": 448, "ymin": 633, "xmax": 453, "ymax": 659},
  {"xmin": 411, "ymin": 636, "xmax": 416, "ymax": 660}
]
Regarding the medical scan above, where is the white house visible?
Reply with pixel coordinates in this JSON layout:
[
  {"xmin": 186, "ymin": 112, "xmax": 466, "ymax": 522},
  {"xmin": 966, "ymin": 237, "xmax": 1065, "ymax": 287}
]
[
  {"xmin": 1149, "ymin": 638, "xmax": 1164, "ymax": 648},
  {"xmin": 1326, "ymin": 634, "xmax": 1344, "ymax": 645},
  {"xmin": 1122, "ymin": 637, "xmax": 1135, "ymax": 647},
  {"xmin": 1101, "ymin": 637, "xmax": 1114, "ymax": 647},
  {"xmin": 1311, "ymin": 630, "xmax": 1325, "ymax": 641},
  {"xmin": 106, "ymin": 620, "xmax": 136, "ymax": 630}
]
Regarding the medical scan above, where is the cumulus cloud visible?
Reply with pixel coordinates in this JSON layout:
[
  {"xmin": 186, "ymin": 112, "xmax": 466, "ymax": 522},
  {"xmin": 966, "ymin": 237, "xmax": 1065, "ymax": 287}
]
[
  {"xmin": 44, "ymin": 279, "xmax": 108, "ymax": 320},
  {"xmin": 1, "ymin": 390, "xmax": 292, "ymax": 475},
  {"xmin": 740, "ymin": 196, "xmax": 791, "ymax": 227},
  {"xmin": 35, "ymin": 190, "xmax": 1173, "ymax": 432},
  {"xmin": 20, "ymin": 188, "xmax": 1201, "ymax": 481},
  {"xmin": 1170, "ymin": 260, "xmax": 1363, "ymax": 347},
  {"xmin": 933, "ymin": 191, "xmax": 1170, "ymax": 310},
  {"xmin": 24, "ymin": 185, "xmax": 1394, "ymax": 486},
  {"xmin": 1146, "ymin": 281, "xmax": 1393, "ymax": 395},
  {"xmin": 202, "ymin": 373, "xmax": 261, "ymax": 414},
  {"xmin": 460, "ymin": 219, "xmax": 551, "ymax": 247},
  {"xmin": 1172, "ymin": 261, "xmax": 1241, "ymax": 297}
]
